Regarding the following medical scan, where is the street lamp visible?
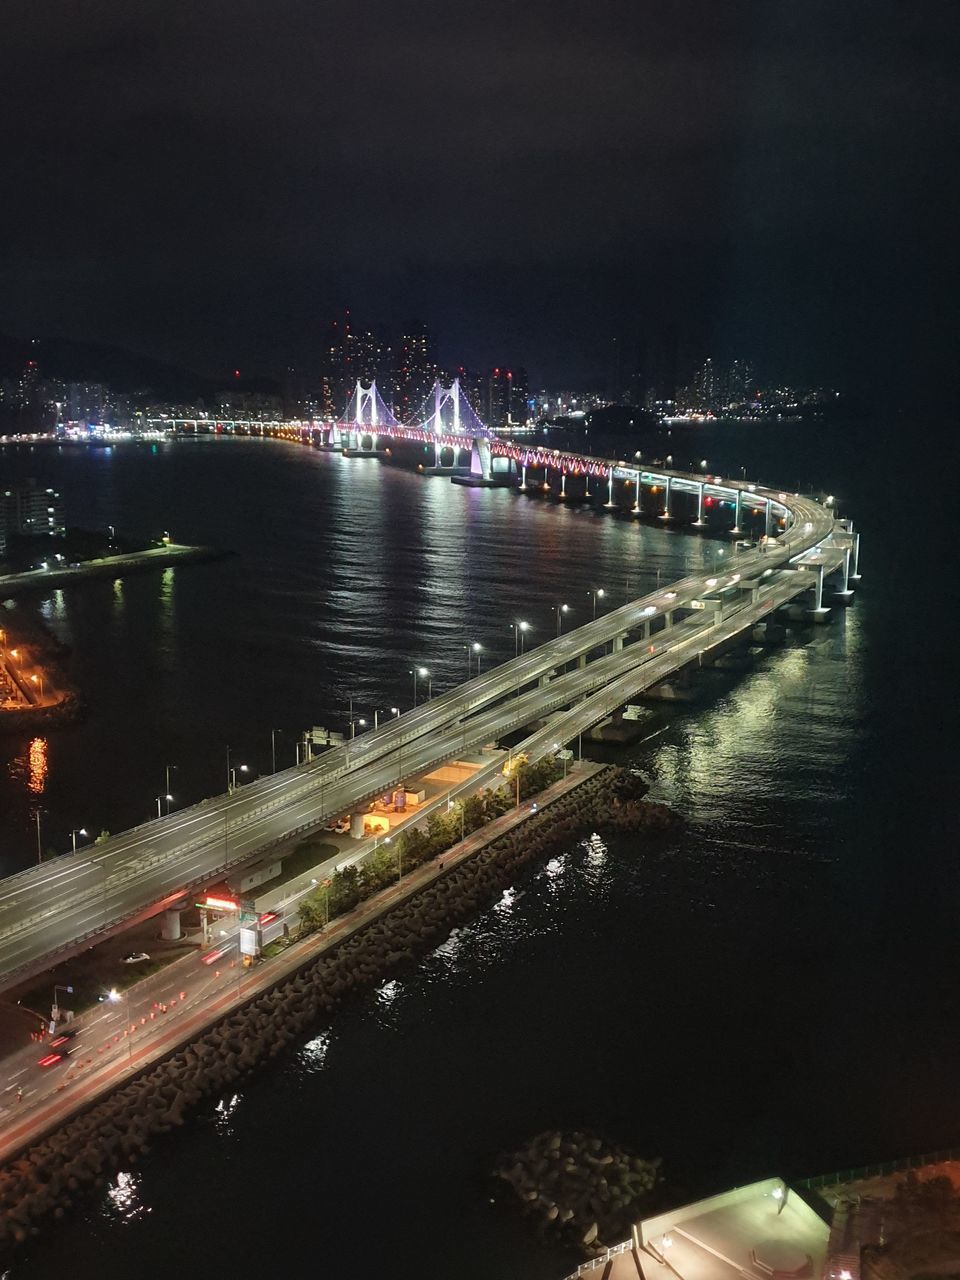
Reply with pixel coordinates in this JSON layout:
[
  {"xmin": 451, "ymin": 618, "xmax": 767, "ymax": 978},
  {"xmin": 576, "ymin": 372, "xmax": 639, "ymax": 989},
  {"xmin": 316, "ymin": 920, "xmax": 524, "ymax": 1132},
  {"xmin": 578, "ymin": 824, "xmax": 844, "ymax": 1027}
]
[
  {"xmin": 553, "ymin": 603, "xmax": 570, "ymax": 636},
  {"xmin": 229, "ymin": 765, "xmax": 248, "ymax": 791},
  {"xmin": 471, "ymin": 641, "xmax": 483, "ymax": 676},
  {"xmin": 30, "ymin": 673, "xmax": 44, "ymax": 699},
  {"xmin": 511, "ymin": 620, "xmax": 531, "ymax": 658},
  {"xmin": 350, "ymin": 716, "xmax": 367, "ymax": 740},
  {"xmin": 34, "ymin": 808, "xmax": 46, "ymax": 864},
  {"xmin": 156, "ymin": 793, "xmax": 172, "ymax": 818},
  {"xmin": 589, "ymin": 587, "xmax": 605, "ymax": 620},
  {"xmin": 71, "ymin": 826, "xmax": 87, "ymax": 854},
  {"xmin": 270, "ymin": 728, "xmax": 282, "ymax": 774},
  {"xmin": 164, "ymin": 764, "xmax": 176, "ymax": 812},
  {"xmin": 410, "ymin": 666, "xmax": 430, "ymax": 706}
]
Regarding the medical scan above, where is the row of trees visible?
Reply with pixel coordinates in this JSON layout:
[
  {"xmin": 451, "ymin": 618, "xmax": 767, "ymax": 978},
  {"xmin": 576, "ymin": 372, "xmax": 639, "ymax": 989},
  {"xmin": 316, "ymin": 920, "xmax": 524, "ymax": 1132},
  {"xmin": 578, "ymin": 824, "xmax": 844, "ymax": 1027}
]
[{"xmin": 297, "ymin": 753, "xmax": 565, "ymax": 935}]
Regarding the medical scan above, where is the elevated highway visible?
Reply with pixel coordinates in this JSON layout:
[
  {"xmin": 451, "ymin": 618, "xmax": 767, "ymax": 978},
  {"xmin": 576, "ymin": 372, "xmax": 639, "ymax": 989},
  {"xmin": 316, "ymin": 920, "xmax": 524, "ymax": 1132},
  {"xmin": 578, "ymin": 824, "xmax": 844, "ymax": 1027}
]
[{"xmin": 0, "ymin": 466, "xmax": 857, "ymax": 992}]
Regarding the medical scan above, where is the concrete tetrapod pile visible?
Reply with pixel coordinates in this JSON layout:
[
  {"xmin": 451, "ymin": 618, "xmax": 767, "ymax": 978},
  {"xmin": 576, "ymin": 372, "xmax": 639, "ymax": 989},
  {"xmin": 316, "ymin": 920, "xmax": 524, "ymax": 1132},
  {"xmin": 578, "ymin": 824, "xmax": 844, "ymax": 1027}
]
[
  {"xmin": 496, "ymin": 1130, "xmax": 662, "ymax": 1250},
  {"xmin": 0, "ymin": 766, "xmax": 678, "ymax": 1255}
]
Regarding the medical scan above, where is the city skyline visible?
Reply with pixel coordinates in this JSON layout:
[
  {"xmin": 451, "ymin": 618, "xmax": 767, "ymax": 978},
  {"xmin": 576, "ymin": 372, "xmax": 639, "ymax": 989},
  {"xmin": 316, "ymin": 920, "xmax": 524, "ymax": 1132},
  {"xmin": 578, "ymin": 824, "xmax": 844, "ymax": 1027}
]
[{"xmin": 1, "ymin": 3, "xmax": 955, "ymax": 407}]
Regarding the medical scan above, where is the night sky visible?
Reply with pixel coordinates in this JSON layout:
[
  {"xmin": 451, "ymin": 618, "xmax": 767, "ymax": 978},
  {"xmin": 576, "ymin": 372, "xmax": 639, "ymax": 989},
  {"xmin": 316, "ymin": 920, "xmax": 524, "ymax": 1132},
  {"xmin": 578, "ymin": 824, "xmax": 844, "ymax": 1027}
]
[{"xmin": 1, "ymin": 0, "xmax": 956, "ymax": 395}]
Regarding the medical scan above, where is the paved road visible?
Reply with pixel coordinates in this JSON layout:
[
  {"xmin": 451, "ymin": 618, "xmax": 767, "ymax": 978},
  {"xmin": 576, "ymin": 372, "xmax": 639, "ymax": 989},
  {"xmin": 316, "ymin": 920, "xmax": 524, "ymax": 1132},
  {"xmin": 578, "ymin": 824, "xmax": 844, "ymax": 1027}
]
[
  {"xmin": 0, "ymin": 469, "xmax": 840, "ymax": 992},
  {"xmin": 0, "ymin": 763, "xmax": 604, "ymax": 1165}
]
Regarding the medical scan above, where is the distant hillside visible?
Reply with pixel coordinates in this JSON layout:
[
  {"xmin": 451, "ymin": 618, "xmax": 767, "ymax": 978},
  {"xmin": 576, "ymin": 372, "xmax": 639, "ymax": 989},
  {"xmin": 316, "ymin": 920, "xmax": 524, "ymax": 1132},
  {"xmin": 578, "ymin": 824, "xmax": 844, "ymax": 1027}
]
[{"xmin": 0, "ymin": 334, "xmax": 214, "ymax": 400}]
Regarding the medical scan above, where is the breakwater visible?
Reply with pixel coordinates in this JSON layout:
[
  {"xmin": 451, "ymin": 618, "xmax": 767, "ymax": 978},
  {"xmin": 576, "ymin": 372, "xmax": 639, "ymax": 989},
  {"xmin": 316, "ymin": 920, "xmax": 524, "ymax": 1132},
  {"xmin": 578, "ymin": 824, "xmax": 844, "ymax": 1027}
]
[
  {"xmin": 0, "ymin": 544, "xmax": 225, "ymax": 600},
  {"xmin": 0, "ymin": 766, "xmax": 679, "ymax": 1255},
  {"xmin": 496, "ymin": 1129, "xmax": 662, "ymax": 1250}
]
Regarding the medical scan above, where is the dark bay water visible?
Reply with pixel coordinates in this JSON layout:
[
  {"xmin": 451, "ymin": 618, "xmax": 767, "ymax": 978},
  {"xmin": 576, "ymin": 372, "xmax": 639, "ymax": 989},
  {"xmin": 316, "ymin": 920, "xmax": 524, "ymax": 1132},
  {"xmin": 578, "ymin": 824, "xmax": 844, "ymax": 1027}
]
[{"xmin": 1, "ymin": 425, "xmax": 958, "ymax": 1280}]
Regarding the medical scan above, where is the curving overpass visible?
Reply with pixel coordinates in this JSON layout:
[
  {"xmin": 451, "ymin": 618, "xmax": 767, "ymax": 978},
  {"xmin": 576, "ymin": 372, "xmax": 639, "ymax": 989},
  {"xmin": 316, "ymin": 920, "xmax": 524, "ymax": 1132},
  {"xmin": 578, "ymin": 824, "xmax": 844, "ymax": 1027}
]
[{"xmin": 0, "ymin": 463, "xmax": 859, "ymax": 993}]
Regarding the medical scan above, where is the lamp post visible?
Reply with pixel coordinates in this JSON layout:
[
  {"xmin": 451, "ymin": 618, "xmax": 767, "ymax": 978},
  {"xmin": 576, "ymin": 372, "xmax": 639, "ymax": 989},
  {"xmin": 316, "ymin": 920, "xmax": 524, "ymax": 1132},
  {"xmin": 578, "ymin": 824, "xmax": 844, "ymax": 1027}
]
[
  {"xmin": 34, "ymin": 809, "xmax": 44, "ymax": 864},
  {"xmin": 471, "ymin": 641, "xmax": 482, "ymax": 676},
  {"xmin": 30, "ymin": 673, "xmax": 43, "ymax": 700},
  {"xmin": 156, "ymin": 794, "xmax": 172, "ymax": 818},
  {"xmin": 553, "ymin": 603, "xmax": 570, "ymax": 636},
  {"xmin": 589, "ymin": 587, "xmax": 605, "ymax": 620},
  {"xmin": 410, "ymin": 666, "xmax": 430, "ymax": 706},
  {"xmin": 164, "ymin": 764, "xmax": 176, "ymax": 812},
  {"xmin": 229, "ymin": 765, "xmax": 248, "ymax": 791},
  {"xmin": 511, "ymin": 620, "xmax": 531, "ymax": 658},
  {"xmin": 71, "ymin": 826, "xmax": 87, "ymax": 854},
  {"xmin": 350, "ymin": 716, "xmax": 366, "ymax": 740},
  {"xmin": 270, "ymin": 729, "xmax": 281, "ymax": 774}
]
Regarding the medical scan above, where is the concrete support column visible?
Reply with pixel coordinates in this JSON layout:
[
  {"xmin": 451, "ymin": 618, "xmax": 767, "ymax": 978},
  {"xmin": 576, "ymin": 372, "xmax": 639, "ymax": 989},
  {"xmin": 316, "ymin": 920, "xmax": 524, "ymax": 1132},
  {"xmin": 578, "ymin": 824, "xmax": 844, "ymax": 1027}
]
[
  {"xmin": 605, "ymin": 468, "xmax": 616, "ymax": 508},
  {"xmin": 765, "ymin": 500, "xmax": 774, "ymax": 538},
  {"xmin": 538, "ymin": 673, "xmax": 551, "ymax": 688},
  {"xmin": 659, "ymin": 476, "xmax": 673, "ymax": 519},
  {"xmin": 519, "ymin": 464, "xmax": 528, "ymax": 491},
  {"xmin": 814, "ymin": 564, "xmax": 824, "ymax": 612},
  {"xmin": 577, "ymin": 654, "xmax": 587, "ymax": 669},
  {"xmin": 639, "ymin": 621, "xmax": 649, "ymax": 641},
  {"xmin": 633, "ymin": 471, "xmax": 642, "ymax": 514},
  {"xmin": 850, "ymin": 532, "xmax": 861, "ymax": 580},
  {"xmin": 731, "ymin": 489, "xmax": 742, "ymax": 534},
  {"xmin": 161, "ymin": 908, "xmax": 183, "ymax": 942},
  {"xmin": 560, "ymin": 471, "xmax": 567, "ymax": 499},
  {"xmin": 694, "ymin": 482, "xmax": 705, "ymax": 526},
  {"xmin": 613, "ymin": 634, "xmax": 624, "ymax": 652},
  {"xmin": 842, "ymin": 547, "xmax": 851, "ymax": 594},
  {"xmin": 350, "ymin": 812, "xmax": 366, "ymax": 839}
]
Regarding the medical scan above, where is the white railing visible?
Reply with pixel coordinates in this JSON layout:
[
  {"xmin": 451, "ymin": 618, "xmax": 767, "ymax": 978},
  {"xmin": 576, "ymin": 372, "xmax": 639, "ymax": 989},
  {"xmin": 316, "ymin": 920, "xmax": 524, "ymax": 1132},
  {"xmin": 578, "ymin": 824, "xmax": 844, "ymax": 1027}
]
[{"xmin": 564, "ymin": 1237, "xmax": 633, "ymax": 1278}]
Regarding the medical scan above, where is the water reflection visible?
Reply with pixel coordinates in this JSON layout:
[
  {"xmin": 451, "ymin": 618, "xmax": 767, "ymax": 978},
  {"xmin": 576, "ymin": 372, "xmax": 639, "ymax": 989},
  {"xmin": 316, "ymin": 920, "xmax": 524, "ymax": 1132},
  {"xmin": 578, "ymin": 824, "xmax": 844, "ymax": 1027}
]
[
  {"xmin": 299, "ymin": 1030, "xmax": 331, "ymax": 1069},
  {"xmin": 213, "ymin": 1092, "xmax": 241, "ymax": 1133},
  {"xmin": 27, "ymin": 738, "xmax": 47, "ymax": 796},
  {"xmin": 104, "ymin": 1170, "xmax": 151, "ymax": 1223}
]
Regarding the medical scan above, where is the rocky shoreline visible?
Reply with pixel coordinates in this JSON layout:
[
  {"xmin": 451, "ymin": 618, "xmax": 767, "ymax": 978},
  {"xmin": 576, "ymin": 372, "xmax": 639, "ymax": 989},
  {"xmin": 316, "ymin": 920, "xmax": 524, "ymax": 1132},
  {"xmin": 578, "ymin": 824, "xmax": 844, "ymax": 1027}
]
[
  {"xmin": 495, "ymin": 1130, "xmax": 662, "ymax": 1251},
  {"xmin": 0, "ymin": 765, "xmax": 680, "ymax": 1255}
]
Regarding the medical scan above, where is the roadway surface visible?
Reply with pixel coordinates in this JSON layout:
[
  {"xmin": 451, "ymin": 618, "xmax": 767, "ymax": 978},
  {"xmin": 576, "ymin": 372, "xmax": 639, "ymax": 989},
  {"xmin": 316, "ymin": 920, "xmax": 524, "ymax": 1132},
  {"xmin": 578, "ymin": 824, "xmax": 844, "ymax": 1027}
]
[
  {"xmin": 0, "ymin": 468, "xmax": 841, "ymax": 993},
  {"xmin": 0, "ymin": 762, "xmax": 604, "ymax": 1165}
]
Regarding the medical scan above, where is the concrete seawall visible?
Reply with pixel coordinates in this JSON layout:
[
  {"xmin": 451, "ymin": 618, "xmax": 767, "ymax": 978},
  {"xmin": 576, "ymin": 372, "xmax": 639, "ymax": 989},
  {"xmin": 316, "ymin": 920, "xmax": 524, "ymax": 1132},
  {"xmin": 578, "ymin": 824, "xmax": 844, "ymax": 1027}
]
[
  {"xmin": 0, "ymin": 544, "xmax": 225, "ymax": 600},
  {"xmin": 0, "ymin": 764, "xmax": 679, "ymax": 1253}
]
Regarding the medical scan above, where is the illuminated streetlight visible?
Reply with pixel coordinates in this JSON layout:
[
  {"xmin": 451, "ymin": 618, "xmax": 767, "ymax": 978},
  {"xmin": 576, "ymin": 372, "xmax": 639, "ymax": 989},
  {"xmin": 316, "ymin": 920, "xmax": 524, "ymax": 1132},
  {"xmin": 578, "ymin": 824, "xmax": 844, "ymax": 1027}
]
[
  {"xmin": 553, "ymin": 603, "xmax": 570, "ymax": 636},
  {"xmin": 511, "ymin": 620, "xmax": 531, "ymax": 658},
  {"xmin": 410, "ymin": 666, "xmax": 431, "ymax": 706},
  {"xmin": 71, "ymin": 826, "xmax": 87, "ymax": 854},
  {"xmin": 156, "ymin": 793, "xmax": 173, "ymax": 818},
  {"xmin": 589, "ymin": 587, "xmax": 605, "ymax": 620},
  {"xmin": 30, "ymin": 673, "xmax": 44, "ymax": 699}
]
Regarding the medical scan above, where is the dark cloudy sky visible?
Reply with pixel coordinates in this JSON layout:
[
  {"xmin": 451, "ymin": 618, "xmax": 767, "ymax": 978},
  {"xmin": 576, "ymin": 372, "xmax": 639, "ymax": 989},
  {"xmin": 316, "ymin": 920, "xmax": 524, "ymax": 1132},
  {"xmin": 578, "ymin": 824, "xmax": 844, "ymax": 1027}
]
[{"xmin": 1, "ymin": 0, "xmax": 957, "ymax": 394}]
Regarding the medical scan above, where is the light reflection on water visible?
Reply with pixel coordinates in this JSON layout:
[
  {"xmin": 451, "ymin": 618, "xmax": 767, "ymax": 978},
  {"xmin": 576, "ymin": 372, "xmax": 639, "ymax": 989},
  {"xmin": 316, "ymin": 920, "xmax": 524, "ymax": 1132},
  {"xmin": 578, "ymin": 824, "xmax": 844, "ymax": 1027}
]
[
  {"xmin": 103, "ymin": 1171, "xmax": 151, "ymax": 1223},
  {"xmin": 213, "ymin": 1092, "xmax": 242, "ymax": 1133}
]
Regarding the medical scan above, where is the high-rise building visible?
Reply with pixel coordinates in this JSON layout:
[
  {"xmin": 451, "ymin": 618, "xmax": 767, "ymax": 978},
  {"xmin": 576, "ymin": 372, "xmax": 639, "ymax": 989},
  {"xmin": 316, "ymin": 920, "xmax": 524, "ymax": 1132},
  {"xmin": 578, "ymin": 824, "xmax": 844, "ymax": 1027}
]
[
  {"xmin": 692, "ymin": 357, "xmax": 717, "ymax": 410},
  {"xmin": 395, "ymin": 322, "xmax": 435, "ymax": 422},
  {"xmin": 1, "ymin": 479, "xmax": 65, "ymax": 541},
  {"xmin": 484, "ymin": 367, "xmax": 529, "ymax": 427}
]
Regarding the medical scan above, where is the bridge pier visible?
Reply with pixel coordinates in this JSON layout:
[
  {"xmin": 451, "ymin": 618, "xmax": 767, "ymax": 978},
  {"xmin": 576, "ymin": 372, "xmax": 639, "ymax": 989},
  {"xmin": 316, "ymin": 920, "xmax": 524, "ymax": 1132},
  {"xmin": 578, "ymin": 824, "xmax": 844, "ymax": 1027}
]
[
  {"xmin": 612, "ymin": 634, "xmax": 624, "ymax": 652},
  {"xmin": 518, "ymin": 464, "xmax": 528, "ymax": 492},
  {"xmin": 764, "ymin": 500, "xmax": 774, "ymax": 538},
  {"xmin": 560, "ymin": 471, "xmax": 567, "ymax": 500},
  {"xmin": 659, "ymin": 476, "xmax": 673, "ymax": 520},
  {"xmin": 604, "ymin": 469, "xmax": 616, "ymax": 509},
  {"xmin": 809, "ymin": 564, "xmax": 831, "ymax": 622},
  {"xmin": 350, "ymin": 813, "xmax": 367, "ymax": 839},
  {"xmin": 731, "ymin": 489, "xmax": 743, "ymax": 535},
  {"xmin": 850, "ymin": 530, "xmax": 861, "ymax": 581},
  {"xmin": 693, "ymin": 481, "xmax": 705, "ymax": 527},
  {"xmin": 633, "ymin": 471, "xmax": 642, "ymax": 515}
]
